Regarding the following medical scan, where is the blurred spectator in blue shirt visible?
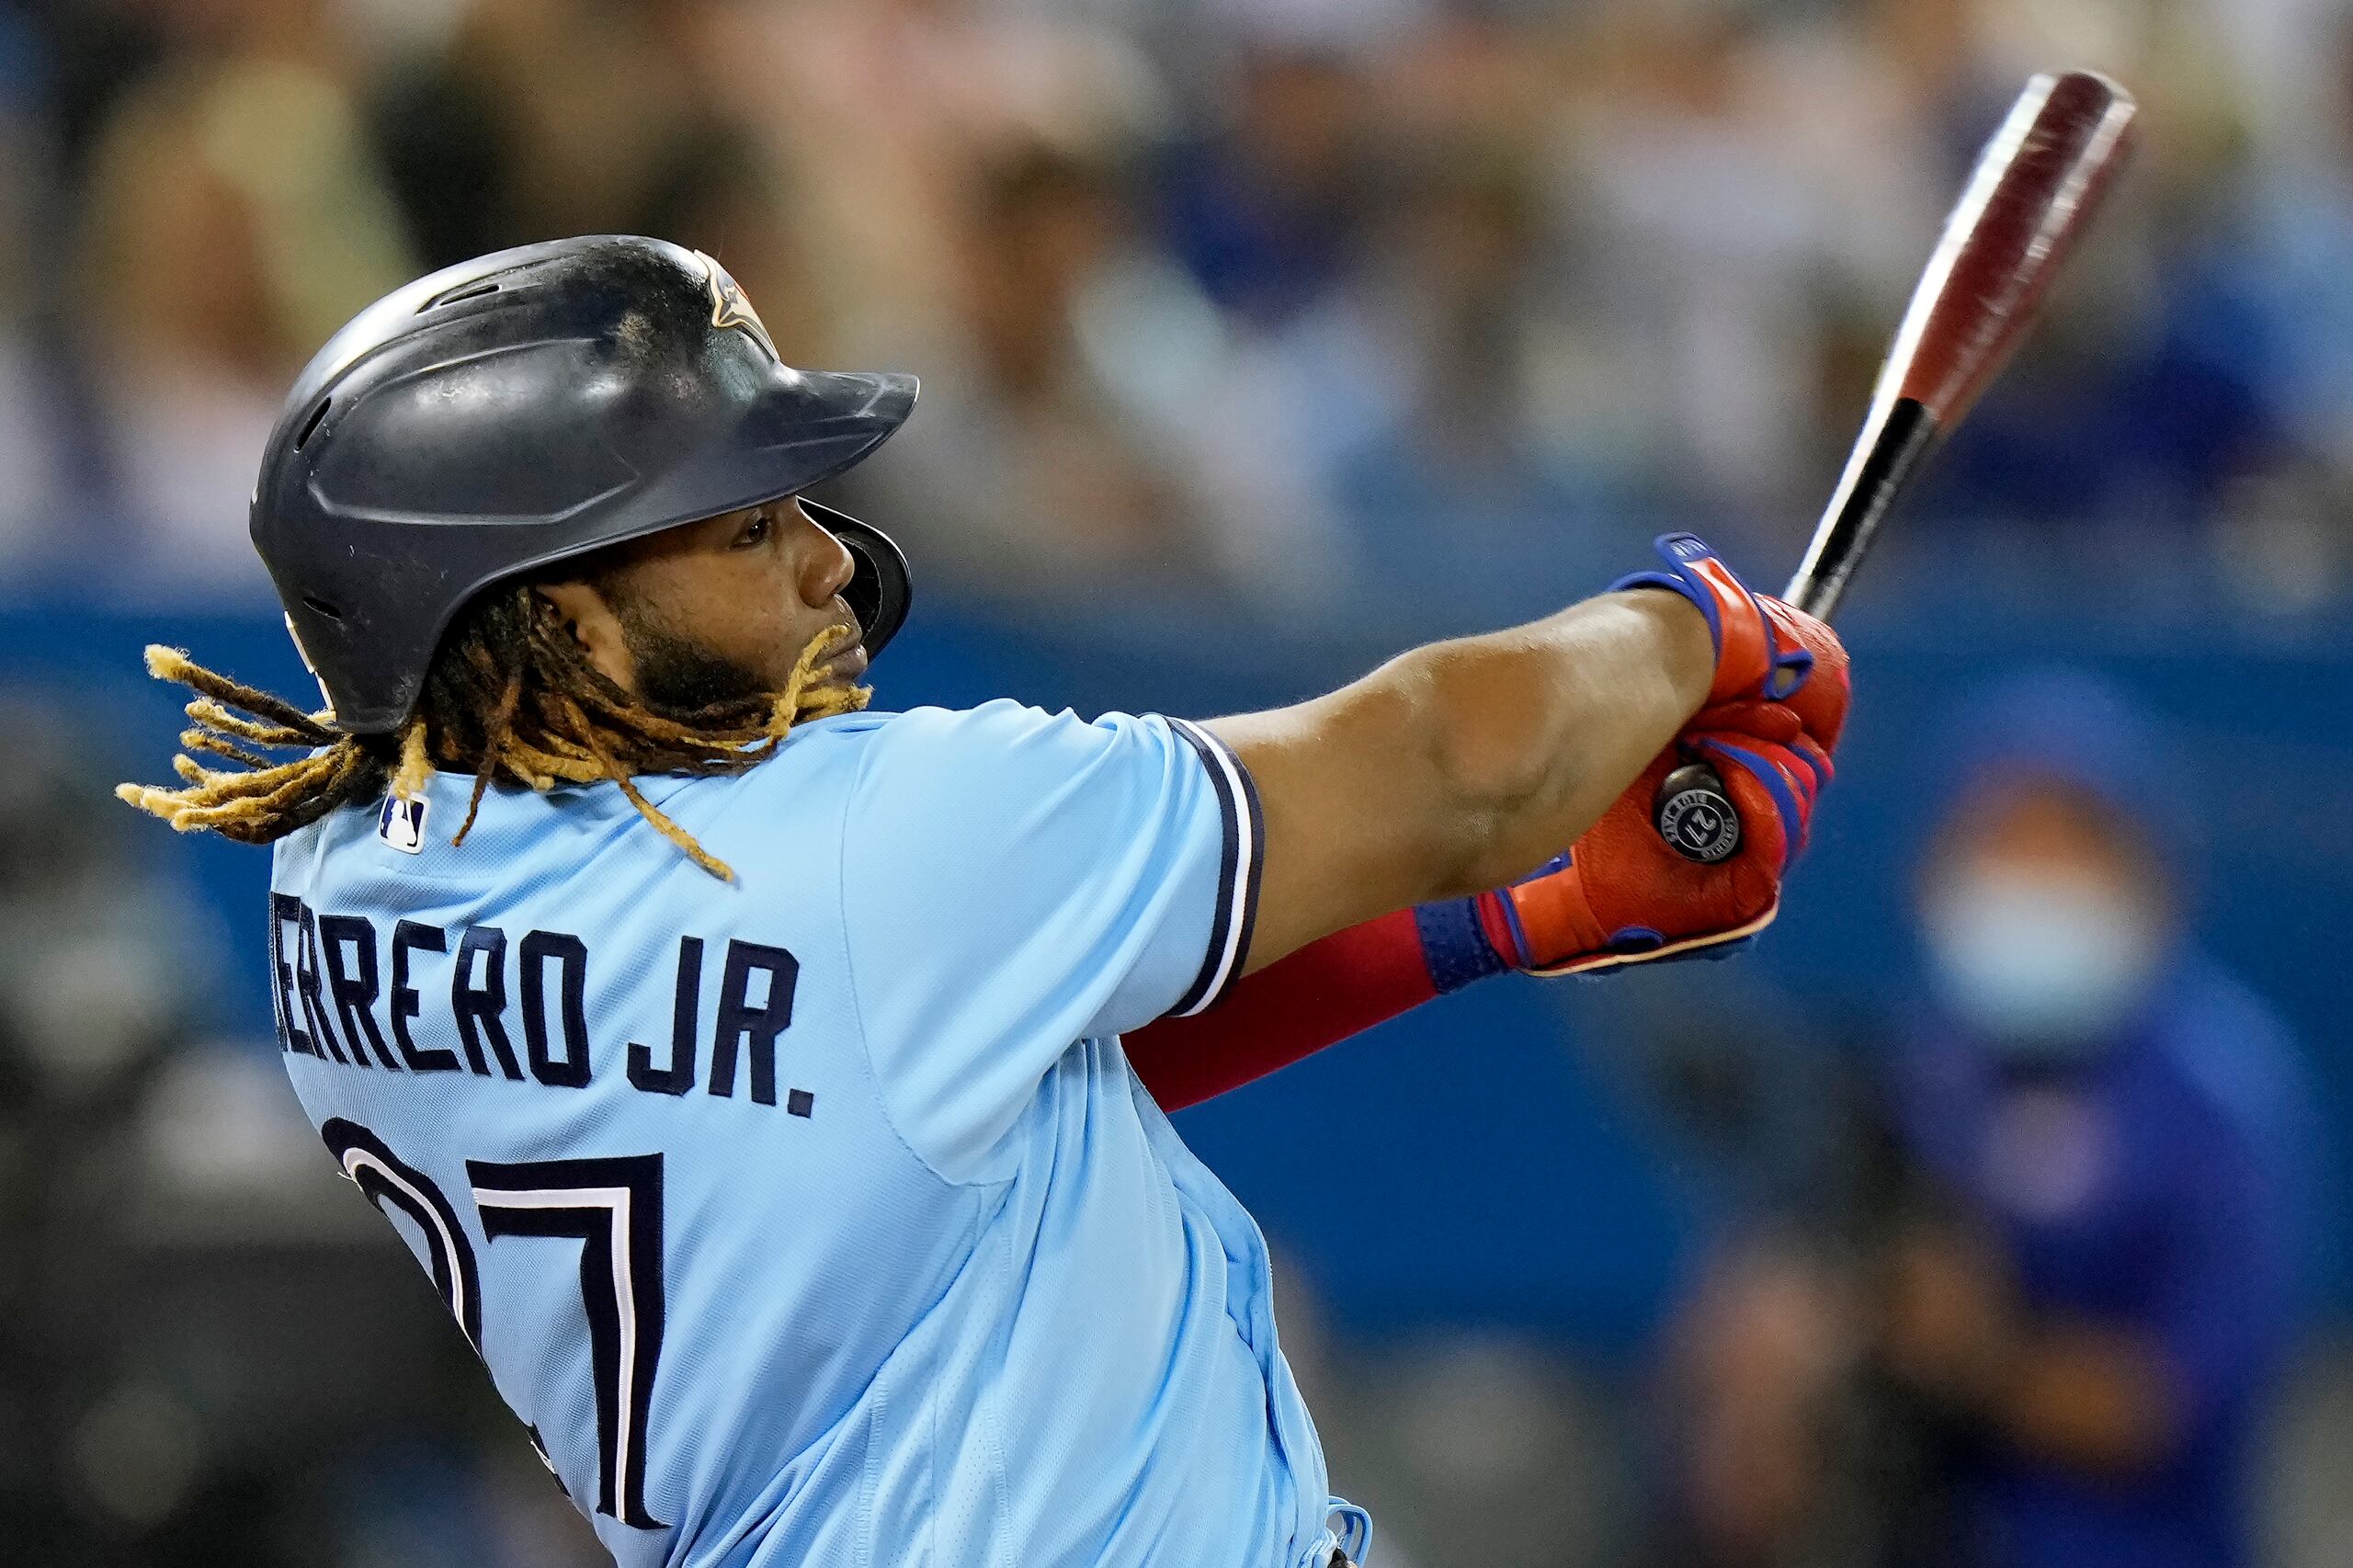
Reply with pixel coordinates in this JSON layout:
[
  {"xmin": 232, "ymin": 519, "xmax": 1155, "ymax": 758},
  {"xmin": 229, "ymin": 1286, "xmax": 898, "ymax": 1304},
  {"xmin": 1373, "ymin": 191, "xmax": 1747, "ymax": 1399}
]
[
  {"xmin": 1651, "ymin": 672, "xmax": 2314, "ymax": 1568},
  {"xmin": 1875, "ymin": 672, "xmax": 2313, "ymax": 1568}
]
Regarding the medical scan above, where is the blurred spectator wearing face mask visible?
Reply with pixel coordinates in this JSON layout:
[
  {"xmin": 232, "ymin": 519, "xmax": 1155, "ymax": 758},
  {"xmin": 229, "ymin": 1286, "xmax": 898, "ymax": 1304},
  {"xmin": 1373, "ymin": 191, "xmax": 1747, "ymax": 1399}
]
[{"xmin": 1875, "ymin": 669, "xmax": 2314, "ymax": 1568}]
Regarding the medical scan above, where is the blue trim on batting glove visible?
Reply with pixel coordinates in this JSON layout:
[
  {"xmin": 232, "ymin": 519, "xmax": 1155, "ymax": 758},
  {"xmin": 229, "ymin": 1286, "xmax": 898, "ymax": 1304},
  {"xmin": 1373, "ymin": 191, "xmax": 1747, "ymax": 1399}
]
[
  {"xmin": 1612, "ymin": 534, "xmax": 1817, "ymax": 701},
  {"xmin": 1610, "ymin": 535, "xmax": 1727, "ymax": 656},
  {"xmin": 1605, "ymin": 926, "xmax": 1667, "ymax": 954},
  {"xmin": 1696, "ymin": 737, "xmax": 1808, "ymax": 870},
  {"xmin": 1610, "ymin": 565, "xmax": 1722, "ymax": 661}
]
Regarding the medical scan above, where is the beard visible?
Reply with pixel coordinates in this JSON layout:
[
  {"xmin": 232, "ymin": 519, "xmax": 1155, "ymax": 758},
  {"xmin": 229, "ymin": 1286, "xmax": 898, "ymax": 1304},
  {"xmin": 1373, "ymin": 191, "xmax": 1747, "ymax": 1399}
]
[{"xmin": 610, "ymin": 599, "xmax": 773, "ymax": 716}]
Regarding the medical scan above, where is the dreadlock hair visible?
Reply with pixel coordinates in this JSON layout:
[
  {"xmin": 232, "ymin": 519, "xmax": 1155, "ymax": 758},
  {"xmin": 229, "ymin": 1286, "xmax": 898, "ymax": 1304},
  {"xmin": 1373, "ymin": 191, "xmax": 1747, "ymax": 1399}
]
[{"xmin": 116, "ymin": 582, "xmax": 870, "ymax": 881}]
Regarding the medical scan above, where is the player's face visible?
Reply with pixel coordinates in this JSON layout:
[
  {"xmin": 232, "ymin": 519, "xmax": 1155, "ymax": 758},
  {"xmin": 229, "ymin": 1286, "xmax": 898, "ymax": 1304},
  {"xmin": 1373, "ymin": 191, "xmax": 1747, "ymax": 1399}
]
[{"xmin": 536, "ymin": 498, "xmax": 865, "ymax": 711}]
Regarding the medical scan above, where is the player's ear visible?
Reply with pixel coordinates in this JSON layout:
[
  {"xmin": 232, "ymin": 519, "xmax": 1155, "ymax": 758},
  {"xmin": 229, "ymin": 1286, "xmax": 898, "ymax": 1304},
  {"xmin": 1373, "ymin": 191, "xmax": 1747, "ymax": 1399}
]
[{"xmin": 534, "ymin": 580, "xmax": 638, "ymax": 696}]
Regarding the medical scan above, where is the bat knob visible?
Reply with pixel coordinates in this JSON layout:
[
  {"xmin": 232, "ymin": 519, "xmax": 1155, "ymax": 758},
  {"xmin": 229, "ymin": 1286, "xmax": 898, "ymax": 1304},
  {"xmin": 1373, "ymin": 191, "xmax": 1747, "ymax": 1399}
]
[{"xmin": 1654, "ymin": 762, "xmax": 1743, "ymax": 864}]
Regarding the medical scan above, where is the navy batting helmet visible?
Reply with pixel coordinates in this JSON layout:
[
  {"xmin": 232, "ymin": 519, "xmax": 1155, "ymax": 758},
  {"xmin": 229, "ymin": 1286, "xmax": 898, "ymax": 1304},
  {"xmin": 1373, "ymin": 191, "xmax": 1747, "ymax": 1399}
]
[{"xmin": 251, "ymin": 235, "xmax": 917, "ymax": 736}]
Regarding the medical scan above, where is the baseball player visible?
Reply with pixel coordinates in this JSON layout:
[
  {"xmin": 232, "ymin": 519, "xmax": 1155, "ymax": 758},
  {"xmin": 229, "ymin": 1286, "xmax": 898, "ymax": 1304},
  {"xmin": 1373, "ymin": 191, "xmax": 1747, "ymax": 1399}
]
[{"xmin": 119, "ymin": 236, "xmax": 1848, "ymax": 1568}]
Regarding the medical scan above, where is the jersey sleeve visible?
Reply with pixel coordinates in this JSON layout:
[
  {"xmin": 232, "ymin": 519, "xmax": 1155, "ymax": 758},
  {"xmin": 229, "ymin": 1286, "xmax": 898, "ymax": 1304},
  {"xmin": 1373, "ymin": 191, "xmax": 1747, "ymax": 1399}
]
[{"xmin": 836, "ymin": 700, "xmax": 1262, "ymax": 1182}]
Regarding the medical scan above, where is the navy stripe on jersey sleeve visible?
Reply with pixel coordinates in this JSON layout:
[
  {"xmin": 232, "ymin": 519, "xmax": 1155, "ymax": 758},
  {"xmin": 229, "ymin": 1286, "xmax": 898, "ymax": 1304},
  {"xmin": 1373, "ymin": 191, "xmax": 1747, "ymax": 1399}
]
[{"xmin": 1165, "ymin": 718, "xmax": 1264, "ymax": 1017}]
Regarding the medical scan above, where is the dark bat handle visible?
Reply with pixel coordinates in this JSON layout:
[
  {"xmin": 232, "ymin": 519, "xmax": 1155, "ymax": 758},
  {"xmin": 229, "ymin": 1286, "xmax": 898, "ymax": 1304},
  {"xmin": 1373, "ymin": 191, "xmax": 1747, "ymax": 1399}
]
[{"xmin": 1648, "ymin": 401, "xmax": 1938, "ymax": 863}]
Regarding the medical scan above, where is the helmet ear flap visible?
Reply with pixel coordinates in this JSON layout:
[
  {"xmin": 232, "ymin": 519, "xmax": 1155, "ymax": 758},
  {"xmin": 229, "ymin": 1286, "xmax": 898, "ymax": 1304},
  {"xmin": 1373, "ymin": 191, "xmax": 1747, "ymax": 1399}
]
[{"xmin": 802, "ymin": 499, "xmax": 912, "ymax": 659}]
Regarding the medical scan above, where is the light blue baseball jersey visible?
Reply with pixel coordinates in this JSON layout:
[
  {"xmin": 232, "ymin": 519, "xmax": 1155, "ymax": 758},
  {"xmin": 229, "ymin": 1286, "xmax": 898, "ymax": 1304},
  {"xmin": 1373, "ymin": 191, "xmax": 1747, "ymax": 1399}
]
[{"xmin": 265, "ymin": 699, "xmax": 1343, "ymax": 1568}]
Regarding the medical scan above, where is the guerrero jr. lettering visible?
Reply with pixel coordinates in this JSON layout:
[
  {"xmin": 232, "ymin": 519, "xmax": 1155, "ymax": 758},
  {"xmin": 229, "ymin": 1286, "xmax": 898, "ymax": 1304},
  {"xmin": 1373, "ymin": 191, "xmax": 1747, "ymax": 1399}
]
[{"xmin": 271, "ymin": 900, "xmax": 810, "ymax": 1111}]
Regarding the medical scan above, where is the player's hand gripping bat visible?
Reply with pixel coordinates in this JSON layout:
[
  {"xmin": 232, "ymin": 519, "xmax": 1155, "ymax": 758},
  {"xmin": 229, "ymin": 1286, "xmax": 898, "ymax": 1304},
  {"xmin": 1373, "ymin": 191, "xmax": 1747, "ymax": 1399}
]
[{"xmin": 1653, "ymin": 70, "xmax": 2141, "ymax": 863}]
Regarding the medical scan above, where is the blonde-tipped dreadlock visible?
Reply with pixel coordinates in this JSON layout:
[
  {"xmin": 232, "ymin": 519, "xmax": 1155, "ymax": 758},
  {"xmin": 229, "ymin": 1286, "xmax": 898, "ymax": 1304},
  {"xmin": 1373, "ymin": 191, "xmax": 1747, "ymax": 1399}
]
[{"xmin": 117, "ymin": 582, "xmax": 869, "ymax": 881}]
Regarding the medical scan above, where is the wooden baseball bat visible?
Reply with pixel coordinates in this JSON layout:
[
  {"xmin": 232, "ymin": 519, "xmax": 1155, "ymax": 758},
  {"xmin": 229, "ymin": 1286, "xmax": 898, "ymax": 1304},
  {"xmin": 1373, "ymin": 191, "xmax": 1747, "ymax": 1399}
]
[{"xmin": 1653, "ymin": 70, "xmax": 2141, "ymax": 866}]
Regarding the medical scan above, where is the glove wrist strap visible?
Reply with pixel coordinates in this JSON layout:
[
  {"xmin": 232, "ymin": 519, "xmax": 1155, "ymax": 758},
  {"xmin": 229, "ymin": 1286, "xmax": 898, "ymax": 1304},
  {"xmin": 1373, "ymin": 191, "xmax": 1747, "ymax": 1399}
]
[{"xmin": 1415, "ymin": 894, "xmax": 1523, "ymax": 988}]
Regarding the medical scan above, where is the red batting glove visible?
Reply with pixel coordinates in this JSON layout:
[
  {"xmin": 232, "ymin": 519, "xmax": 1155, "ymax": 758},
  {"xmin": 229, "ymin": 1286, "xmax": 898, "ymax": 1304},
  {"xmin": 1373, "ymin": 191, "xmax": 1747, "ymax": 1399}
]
[
  {"xmin": 1492, "ymin": 705, "xmax": 1828, "ymax": 974},
  {"xmin": 1492, "ymin": 534, "xmax": 1854, "ymax": 975}
]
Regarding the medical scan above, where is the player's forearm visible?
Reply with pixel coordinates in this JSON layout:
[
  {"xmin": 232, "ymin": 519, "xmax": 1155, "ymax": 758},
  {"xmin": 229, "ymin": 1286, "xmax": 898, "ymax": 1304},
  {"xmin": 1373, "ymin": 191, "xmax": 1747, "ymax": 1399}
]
[
  {"xmin": 1216, "ymin": 585, "xmax": 1715, "ymax": 971},
  {"xmin": 1380, "ymin": 589, "xmax": 1714, "ymax": 896}
]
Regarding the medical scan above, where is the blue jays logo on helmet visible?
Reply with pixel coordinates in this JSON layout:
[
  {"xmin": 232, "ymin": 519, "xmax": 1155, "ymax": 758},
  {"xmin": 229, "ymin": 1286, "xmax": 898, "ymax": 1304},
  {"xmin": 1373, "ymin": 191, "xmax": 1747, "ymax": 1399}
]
[{"xmin": 695, "ymin": 250, "xmax": 779, "ymax": 362}]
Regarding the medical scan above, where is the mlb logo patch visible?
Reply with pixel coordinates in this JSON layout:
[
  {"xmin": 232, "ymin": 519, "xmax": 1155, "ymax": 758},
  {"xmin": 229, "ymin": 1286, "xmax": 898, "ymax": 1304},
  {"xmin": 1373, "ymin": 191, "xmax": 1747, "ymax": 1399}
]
[{"xmin": 379, "ymin": 794, "xmax": 429, "ymax": 855}]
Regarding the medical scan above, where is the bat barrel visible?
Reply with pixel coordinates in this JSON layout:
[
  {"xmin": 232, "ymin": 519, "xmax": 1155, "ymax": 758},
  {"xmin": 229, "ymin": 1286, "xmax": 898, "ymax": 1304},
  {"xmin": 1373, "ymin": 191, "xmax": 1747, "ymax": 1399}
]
[
  {"xmin": 1900, "ymin": 71, "xmax": 2137, "ymax": 426},
  {"xmin": 1783, "ymin": 70, "xmax": 2138, "ymax": 619}
]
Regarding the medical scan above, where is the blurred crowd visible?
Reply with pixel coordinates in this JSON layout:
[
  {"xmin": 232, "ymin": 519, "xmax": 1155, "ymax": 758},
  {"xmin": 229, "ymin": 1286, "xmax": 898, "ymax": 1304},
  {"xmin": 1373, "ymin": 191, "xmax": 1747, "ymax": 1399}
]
[
  {"xmin": 6, "ymin": 0, "xmax": 2353, "ymax": 626},
  {"xmin": 4, "ymin": 1, "xmax": 2352, "ymax": 1566}
]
